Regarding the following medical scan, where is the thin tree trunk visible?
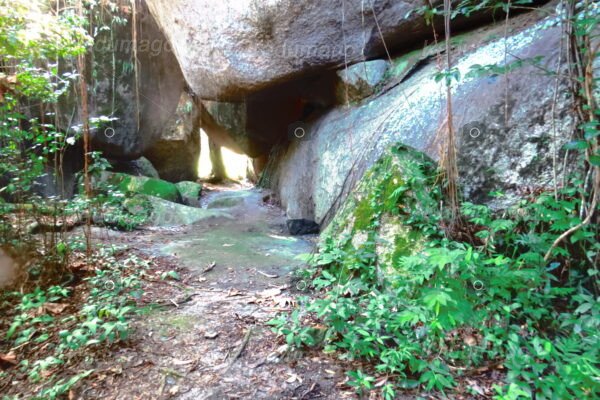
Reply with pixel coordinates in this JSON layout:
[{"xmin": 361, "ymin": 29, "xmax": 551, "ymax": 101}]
[
  {"xmin": 77, "ymin": 0, "xmax": 92, "ymax": 257},
  {"xmin": 444, "ymin": 0, "xmax": 460, "ymax": 227}
]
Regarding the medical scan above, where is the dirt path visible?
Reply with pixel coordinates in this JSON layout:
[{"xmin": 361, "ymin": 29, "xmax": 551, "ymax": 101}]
[{"xmin": 82, "ymin": 187, "xmax": 355, "ymax": 400}]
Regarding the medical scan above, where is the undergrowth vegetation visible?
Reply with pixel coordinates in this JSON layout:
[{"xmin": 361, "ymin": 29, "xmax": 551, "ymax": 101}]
[
  {"xmin": 0, "ymin": 248, "xmax": 148, "ymax": 399},
  {"xmin": 0, "ymin": 1, "xmax": 151, "ymax": 398},
  {"xmin": 272, "ymin": 178, "xmax": 599, "ymax": 398}
]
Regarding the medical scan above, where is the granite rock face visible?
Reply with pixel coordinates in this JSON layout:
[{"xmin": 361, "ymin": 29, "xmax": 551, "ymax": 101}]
[
  {"xmin": 144, "ymin": 92, "xmax": 201, "ymax": 183},
  {"xmin": 57, "ymin": 0, "xmax": 186, "ymax": 160},
  {"xmin": 43, "ymin": 0, "xmax": 570, "ymax": 238},
  {"xmin": 268, "ymin": 9, "xmax": 574, "ymax": 225},
  {"xmin": 336, "ymin": 59, "xmax": 390, "ymax": 103},
  {"xmin": 145, "ymin": 0, "xmax": 446, "ymax": 100}
]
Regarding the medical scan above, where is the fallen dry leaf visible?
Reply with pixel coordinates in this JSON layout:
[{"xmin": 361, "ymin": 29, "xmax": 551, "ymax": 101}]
[
  {"xmin": 374, "ymin": 377, "xmax": 388, "ymax": 388},
  {"xmin": 204, "ymin": 331, "xmax": 219, "ymax": 339},
  {"xmin": 286, "ymin": 373, "xmax": 302, "ymax": 384},
  {"xmin": 272, "ymin": 295, "xmax": 295, "ymax": 307},
  {"xmin": 256, "ymin": 270, "xmax": 278, "ymax": 278},
  {"xmin": 227, "ymin": 288, "xmax": 244, "ymax": 297},
  {"xmin": 0, "ymin": 351, "xmax": 17, "ymax": 365},
  {"xmin": 467, "ymin": 379, "xmax": 485, "ymax": 396},
  {"xmin": 259, "ymin": 288, "xmax": 282, "ymax": 298},
  {"xmin": 172, "ymin": 359, "xmax": 194, "ymax": 366},
  {"xmin": 69, "ymin": 260, "xmax": 89, "ymax": 271},
  {"xmin": 202, "ymin": 262, "xmax": 216, "ymax": 273},
  {"xmin": 43, "ymin": 303, "xmax": 68, "ymax": 315}
]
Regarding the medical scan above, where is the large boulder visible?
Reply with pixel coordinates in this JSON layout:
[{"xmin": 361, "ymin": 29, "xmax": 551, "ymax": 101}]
[
  {"xmin": 200, "ymin": 72, "xmax": 338, "ymax": 157},
  {"xmin": 145, "ymin": 0, "xmax": 453, "ymax": 100},
  {"xmin": 336, "ymin": 59, "xmax": 390, "ymax": 103},
  {"xmin": 144, "ymin": 92, "xmax": 201, "ymax": 182},
  {"xmin": 322, "ymin": 145, "xmax": 439, "ymax": 279},
  {"xmin": 117, "ymin": 194, "xmax": 230, "ymax": 227},
  {"xmin": 144, "ymin": 196, "xmax": 231, "ymax": 226},
  {"xmin": 57, "ymin": 0, "xmax": 186, "ymax": 159},
  {"xmin": 111, "ymin": 157, "xmax": 160, "ymax": 179},
  {"xmin": 268, "ymin": 7, "xmax": 574, "ymax": 225}
]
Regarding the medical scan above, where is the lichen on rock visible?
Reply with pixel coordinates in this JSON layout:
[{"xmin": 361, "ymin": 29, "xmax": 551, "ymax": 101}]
[{"xmin": 322, "ymin": 144, "xmax": 440, "ymax": 280}]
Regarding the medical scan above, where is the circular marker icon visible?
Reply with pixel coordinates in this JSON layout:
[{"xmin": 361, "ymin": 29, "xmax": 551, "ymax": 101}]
[
  {"xmin": 104, "ymin": 127, "xmax": 116, "ymax": 138},
  {"xmin": 104, "ymin": 280, "xmax": 116, "ymax": 291},
  {"xmin": 287, "ymin": 122, "xmax": 312, "ymax": 141},
  {"xmin": 294, "ymin": 127, "xmax": 306, "ymax": 139},
  {"xmin": 469, "ymin": 127, "xmax": 481, "ymax": 138},
  {"xmin": 296, "ymin": 280, "xmax": 307, "ymax": 291},
  {"xmin": 472, "ymin": 280, "xmax": 485, "ymax": 291}
]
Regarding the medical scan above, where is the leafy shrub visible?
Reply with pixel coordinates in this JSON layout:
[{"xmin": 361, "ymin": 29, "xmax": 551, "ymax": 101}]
[
  {"xmin": 271, "ymin": 169, "xmax": 599, "ymax": 399},
  {"xmin": 2, "ymin": 248, "xmax": 147, "ymax": 398}
]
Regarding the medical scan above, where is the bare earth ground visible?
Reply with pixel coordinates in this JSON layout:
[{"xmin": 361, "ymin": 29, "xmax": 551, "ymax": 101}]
[{"xmin": 78, "ymin": 186, "xmax": 361, "ymax": 400}]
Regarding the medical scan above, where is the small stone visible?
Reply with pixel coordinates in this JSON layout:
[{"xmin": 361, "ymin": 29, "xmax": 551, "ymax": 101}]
[
  {"xmin": 204, "ymin": 331, "xmax": 219, "ymax": 339},
  {"xmin": 336, "ymin": 59, "xmax": 390, "ymax": 102},
  {"xmin": 175, "ymin": 181, "xmax": 203, "ymax": 207},
  {"xmin": 286, "ymin": 219, "xmax": 320, "ymax": 235}
]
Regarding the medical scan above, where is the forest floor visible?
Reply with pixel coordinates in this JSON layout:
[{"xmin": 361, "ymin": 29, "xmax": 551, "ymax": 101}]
[
  {"xmin": 76, "ymin": 185, "xmax": 362, "ymax": 400},
  {"xmin": 0, "ymin": 184, "xmax": 495, "ymax": 399}
]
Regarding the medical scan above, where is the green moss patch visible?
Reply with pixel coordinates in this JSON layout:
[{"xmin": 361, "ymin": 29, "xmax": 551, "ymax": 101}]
[
  {"xmin": 175, "ymin": 181, "xmax": 203, "ymax": 207},
  {"xmin": 322, "ymin": 144, "xmax": 440, "ymax": 278},
  {"xmin": 103, "ymin": 172, "xmax": 181, "ymax": 203}
]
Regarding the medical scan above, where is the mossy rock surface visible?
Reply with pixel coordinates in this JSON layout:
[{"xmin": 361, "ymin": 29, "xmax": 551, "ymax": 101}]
[
  {"xmin": 123, "ymin": 195, "xmax": 154, "ymax": 218},
  {"xmin": 206, "ymin": 195, "xmax": 245, "ymax": 209},
  {"xmin": 109, "ymin": 193, "xmax": 228, "ymax": 227},
  {"xmin": 336, "ymin": 59, "xmax": 390, "ymax": 103},
  {"xmin": 145, "ymin": 196, "xmax": 231, "ymax": 226},
  {"xmin": 103, "ymin": 172, "xmax": 182, "ymax": 203},
  {"xmin": 175, "ymin": 181, "xmax": 203, "ymax": 207},
  {"xmin": 322, "ymin": 144, "xmax": 440, "ymax": 279}
]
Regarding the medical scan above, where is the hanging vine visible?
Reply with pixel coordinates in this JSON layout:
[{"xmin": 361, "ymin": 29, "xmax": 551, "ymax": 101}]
[{"xmin": 131, "ymin": 0, "xmax": 140, "ymax": 131}]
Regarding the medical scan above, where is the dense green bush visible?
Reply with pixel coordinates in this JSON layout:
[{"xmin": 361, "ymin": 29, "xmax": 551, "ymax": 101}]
[{"xmin": 271, "ymin": 179, "xmax": 599, "ymax": 399}]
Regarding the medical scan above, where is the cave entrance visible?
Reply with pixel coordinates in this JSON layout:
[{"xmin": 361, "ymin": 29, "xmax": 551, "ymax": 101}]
[{"xmin": 198, "ymin": 129, "xmax": 253, "ymax": 183}]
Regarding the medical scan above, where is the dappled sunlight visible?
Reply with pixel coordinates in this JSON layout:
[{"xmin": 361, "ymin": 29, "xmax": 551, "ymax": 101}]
[{"xmin": 198, "ymin": 129, "xmax": 250, "ymax": 181}]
